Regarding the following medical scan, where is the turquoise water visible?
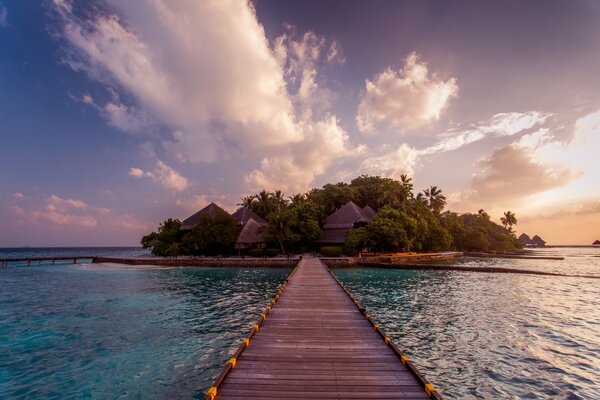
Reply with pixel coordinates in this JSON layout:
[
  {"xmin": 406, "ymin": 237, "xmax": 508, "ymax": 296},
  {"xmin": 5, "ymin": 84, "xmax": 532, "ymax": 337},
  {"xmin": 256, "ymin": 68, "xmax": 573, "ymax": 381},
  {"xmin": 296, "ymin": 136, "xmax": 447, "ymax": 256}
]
[
  {"xmin": 335, "ymin": 251, "xmax": 600, "ymax": 399},
  {"xmin": 0, "ymin": 263, "xmax": 290, "ymax": 399},
  {"xmin": 2, "ymin": 248, "xmax": 599, "ymax": 399}
]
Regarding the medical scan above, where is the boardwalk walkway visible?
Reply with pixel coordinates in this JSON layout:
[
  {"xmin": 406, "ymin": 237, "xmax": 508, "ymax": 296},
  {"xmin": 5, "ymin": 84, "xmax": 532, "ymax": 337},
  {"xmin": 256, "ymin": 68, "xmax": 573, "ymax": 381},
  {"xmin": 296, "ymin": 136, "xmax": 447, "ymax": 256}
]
[{"xmin": 208, "ymin": 258, "xmax": 441, "ymax": 399}]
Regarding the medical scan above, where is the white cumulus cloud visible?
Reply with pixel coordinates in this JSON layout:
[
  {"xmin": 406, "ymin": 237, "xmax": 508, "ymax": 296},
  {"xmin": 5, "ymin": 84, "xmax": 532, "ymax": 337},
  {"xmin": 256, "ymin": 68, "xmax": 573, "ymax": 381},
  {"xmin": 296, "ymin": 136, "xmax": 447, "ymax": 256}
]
[
  {"xmin": 129, "ymin": 161, "xmax": 189, "ymax": 192},
  {"xmin": 53, "ymin": 0, "xmax": 362, "ymax": 193},
  {"xmin": 356, "ymin": 52, "xmax": 458, "ymax": 133},
  {"xmin": 358, "ymin": 144, "xmax": 419, "ymax": 180}
]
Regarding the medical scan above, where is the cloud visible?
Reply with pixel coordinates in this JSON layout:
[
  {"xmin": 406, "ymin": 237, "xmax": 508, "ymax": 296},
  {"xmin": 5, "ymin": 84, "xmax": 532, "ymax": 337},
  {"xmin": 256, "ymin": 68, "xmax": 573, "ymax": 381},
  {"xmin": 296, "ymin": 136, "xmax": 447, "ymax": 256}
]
[
  {"xmin": 175, "ymin": 194, "xmax": 237, "ymax": 213},
  {"xmin": 356, "ymin": 52, "xmax": 458, "ymax": 133},
  {"xmin": 10, "ymin": 192, "xmax": 151, "ymax": 234},
  {"xmin": 129, "ymin": 160, "xmax": 189, "ymax": 191},
  {"xmin": 420, "ymin": 112, "xmax": 550, "ymax": 155},
  {"xmin": 102, "ymin": 101, "xmax": 148, "ymax": 132},
  {"xmin": 468, "ymin": 145, "xmax": 575, "ymax": 204},
  {"xmin": 274, "ymin": 26, "xmax": 343, "ymax": 119},
  {"xmin": 128, "ymin": 167, "xmax": 146, "ymax": 178},
  {"xmin": 49, "ymin": 194, "xmax": 87, "ymax": 210},
  {"xmin": 245, "ymin": 115, "xmax": 364, "ymax": 192},
  {"xmin": 448, "ymin": 112, "xmax": 595, "ymax": 210},
  {"xmin": 11, "ymin": 206, "xmax": 25, "ymax": 216},
  {"xmin": 53, "ymin": 0, "xmax": 302, "ymax": 163},
  {"xmin": 358, "ymin": 144, "xmax": 419, "ymax": 179},
  {"xmin": 53, "ymin": 1, "xmax": 362, "ymax": 193},
  {"xmin": 0, "ymin": 3, "xmax": 8, "ymax": 27},
  {"xmin": 13, "ymin": 192, "xmax": 25, "ymax": 199},
  {"xmin": 23, "ymin": 194, "xmax": 109, "ymax": 228}
]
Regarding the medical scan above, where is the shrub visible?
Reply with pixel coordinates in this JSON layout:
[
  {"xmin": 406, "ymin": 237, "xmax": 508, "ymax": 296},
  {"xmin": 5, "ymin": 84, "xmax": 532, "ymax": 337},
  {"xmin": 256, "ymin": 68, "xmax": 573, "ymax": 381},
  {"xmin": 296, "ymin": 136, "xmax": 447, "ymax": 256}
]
[
  {"xmin": 320, "ymin": 246, "xmax": 343, "ymax": 257},
  {"xmin": 265, "ymin": 248, "xmax": 280, "ymax": 257},
  {"xmin": 342, "ymin": 246, "xmax": 359, "ymax": 257},
  {"xmin": 247, "ymin": 248, "xmax": 263, "ymax": 257}
]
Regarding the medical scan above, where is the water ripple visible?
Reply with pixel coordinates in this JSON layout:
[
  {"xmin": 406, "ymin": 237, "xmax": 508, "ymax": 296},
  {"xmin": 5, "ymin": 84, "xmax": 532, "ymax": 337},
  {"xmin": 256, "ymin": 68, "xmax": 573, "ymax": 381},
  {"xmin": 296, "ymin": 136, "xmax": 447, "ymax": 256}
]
[
  {"xmin": 0, "ymin": 265, "xmax": 290, "ymax": 399},
  {"xmin": 335, "ymin": 267, "xmax": 600, "ymax": 399}
]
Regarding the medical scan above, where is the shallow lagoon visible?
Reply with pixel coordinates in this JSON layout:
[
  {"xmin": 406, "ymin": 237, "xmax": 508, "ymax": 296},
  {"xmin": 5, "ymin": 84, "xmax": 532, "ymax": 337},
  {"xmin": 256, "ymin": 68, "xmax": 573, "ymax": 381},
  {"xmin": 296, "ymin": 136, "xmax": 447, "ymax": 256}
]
[
  {"xmin": 0, "ymin": 264, "xmax": 290, "ymax": 399},
  {"xmin": 335, "ymin": 255, "xmax": 600, "ymax": 399},
  {"xmin": 1, "ymin": 248, "xmax": 599, "ymax": 399}
]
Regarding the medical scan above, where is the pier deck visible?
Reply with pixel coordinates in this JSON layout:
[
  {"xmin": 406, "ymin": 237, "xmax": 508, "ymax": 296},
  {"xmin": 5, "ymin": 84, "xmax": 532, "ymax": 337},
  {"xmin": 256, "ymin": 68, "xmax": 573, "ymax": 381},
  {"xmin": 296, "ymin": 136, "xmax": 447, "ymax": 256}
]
[{"xmin": 208, "ymin": 258, "xmax": 441, "ymax": 399}]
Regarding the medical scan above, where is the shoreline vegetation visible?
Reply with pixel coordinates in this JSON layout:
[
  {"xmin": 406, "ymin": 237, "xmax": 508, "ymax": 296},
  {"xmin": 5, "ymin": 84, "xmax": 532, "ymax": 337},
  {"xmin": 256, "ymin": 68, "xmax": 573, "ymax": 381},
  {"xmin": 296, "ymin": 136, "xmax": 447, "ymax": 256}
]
[{"xmin": 141, "ymin": 175, "xmax": 523, "ymax": 257}]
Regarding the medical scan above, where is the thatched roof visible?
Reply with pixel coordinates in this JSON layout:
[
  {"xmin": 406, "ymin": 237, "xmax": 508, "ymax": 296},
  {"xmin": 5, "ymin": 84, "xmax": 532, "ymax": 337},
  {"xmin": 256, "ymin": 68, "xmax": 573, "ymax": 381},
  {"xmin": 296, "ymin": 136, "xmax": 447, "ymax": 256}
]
[
  {"xmin": 531, "ymin": 235, "xmax": 546, "ymax": 245},
  {"xmin": 236, "ymin": 217, "xmax": 265, "ymax": 244},
  {"xmin": 324, "ymin": 201, "xmax": 374, "ymax": 229},
  {"xmin": 319, "ymin": 201, "xmax": 375, "ymax": 244},
  {"xmin": 232, "ymin": 207, "xmax": 267, "ymax": 226},
  {"xmin": 518, "ymin": 233, "xmax": 534, "ymax": 245},
  {"xmin": 593, "ymin": 240, "xmax": 600, "ymax": 245},
  {"xmin": 180, "ymin": 202, "xmax": 231, "ymax": 230},
  {"xmin": 362, "ymin": 205, "xmax": 376, "ymax": 219}
]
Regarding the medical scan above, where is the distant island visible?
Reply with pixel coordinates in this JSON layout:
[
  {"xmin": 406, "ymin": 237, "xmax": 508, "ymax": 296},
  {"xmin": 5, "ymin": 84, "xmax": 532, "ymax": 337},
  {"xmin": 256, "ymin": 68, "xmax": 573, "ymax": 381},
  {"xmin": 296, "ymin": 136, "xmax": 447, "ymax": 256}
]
[{"xmin": 141, "ymin": 175, "xmax": 523, "ymax": 257}]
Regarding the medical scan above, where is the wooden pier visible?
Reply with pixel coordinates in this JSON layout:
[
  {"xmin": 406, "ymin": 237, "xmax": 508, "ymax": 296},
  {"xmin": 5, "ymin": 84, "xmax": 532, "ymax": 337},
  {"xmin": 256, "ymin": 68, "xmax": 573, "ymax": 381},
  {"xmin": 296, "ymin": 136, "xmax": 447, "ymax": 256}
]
[
  {"xmin": 0, "ymin": 256, "xmax": 95, "ymax": 268},
  {"xmin": 206, "ymin": 257, "xmax": 441, "ymax": 399}
]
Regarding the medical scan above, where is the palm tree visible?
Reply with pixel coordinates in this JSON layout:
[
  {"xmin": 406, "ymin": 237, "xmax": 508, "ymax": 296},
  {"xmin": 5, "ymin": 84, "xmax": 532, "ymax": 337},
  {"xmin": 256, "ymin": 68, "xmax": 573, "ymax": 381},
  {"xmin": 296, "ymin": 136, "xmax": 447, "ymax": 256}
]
[
  {"xmin": 254, "ymin": 190, "xmax": 273, "ymax": 218},
  {"xmin": 422, "ymin": 186, "xmax": 446, "ymax": 214},
  {"xmin": 399, "ymin": 174, "xmax": 413, "ymax": 200},
  {"xmin": 271, "ymin": 190, "xmax": 288, "ymax": 211},
  {"xmin": 501, "ymin": 211, "xmax": 517, "ymax": 232},
  {"xmin": 288, "ymin": 193, "xmax": 306, "ymax": 204},
  {"xmin": 238, "ymin": 195, "xmax": 256, "ymax": 208},
  {"xmin": 477, "ymin": 209, "xmax": 490, "ymax": 220}
]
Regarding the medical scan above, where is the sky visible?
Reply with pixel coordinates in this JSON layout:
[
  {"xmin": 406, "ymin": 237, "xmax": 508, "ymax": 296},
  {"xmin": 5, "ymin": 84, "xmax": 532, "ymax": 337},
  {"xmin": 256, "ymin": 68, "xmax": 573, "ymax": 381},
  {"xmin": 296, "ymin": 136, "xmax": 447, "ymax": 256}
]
[{"xmin": 1, "ymin": 0, "xmax": 599, "ymax": 246}]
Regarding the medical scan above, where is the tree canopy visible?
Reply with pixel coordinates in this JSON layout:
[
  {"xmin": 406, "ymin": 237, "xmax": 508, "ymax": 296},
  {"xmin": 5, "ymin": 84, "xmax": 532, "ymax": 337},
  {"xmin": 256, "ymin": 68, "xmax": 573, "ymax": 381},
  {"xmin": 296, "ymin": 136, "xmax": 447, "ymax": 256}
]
[{"xmin": 141, "ymin": 174, "xmax": 522, "ymax": 256}]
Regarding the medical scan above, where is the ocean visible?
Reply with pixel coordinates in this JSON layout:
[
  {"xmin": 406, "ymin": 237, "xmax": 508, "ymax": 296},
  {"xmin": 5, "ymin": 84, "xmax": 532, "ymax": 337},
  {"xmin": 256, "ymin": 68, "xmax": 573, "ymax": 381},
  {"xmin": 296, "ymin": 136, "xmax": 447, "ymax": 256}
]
[{"xmin": 0, "ymin": 247, "xmax": 598, "ymax": 399}]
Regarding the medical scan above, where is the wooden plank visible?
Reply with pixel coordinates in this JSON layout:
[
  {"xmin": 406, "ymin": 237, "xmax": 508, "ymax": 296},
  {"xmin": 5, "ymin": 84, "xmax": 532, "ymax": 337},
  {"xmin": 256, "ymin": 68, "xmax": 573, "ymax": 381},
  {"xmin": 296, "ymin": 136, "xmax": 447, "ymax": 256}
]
[{"xmin": 210, "ymin": 258, "xmax": 438, "ymax": 399}]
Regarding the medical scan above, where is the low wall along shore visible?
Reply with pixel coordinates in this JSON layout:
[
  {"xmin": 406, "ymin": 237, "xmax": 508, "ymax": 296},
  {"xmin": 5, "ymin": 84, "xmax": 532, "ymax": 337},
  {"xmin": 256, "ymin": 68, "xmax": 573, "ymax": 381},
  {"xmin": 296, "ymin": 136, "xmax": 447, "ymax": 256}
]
[{"xmin": 92, "ymin": 256, "xmax": 298, "ymax": 268}]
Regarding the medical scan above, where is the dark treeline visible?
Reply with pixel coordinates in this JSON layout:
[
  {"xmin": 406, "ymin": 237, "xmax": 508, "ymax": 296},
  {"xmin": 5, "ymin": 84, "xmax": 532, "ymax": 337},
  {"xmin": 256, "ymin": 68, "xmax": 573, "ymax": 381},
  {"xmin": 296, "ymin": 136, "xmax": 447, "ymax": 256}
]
[{"xmin": 141, "ymin": 175, "xmax": 522, "ymax": 256}]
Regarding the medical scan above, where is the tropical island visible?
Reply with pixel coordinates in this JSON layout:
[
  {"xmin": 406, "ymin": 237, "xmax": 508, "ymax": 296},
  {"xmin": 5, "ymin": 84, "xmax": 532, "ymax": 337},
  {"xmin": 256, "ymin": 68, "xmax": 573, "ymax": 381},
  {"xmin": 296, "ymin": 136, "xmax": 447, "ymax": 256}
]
[{"xmin": 141, "ymin": 175, "xmax": 522, "ymax": 257}]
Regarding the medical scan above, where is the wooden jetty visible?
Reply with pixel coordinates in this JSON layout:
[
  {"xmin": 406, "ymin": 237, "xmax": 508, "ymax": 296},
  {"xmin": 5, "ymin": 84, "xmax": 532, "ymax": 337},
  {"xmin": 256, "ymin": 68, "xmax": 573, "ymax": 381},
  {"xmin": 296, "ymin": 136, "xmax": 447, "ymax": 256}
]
[
  {"xmin": 0, "ymin": 256, "xmax": 96, "ymax": 268},
  {"xmin": 206, "ymin": 257, "xmax": 441, "ymax": 400}
]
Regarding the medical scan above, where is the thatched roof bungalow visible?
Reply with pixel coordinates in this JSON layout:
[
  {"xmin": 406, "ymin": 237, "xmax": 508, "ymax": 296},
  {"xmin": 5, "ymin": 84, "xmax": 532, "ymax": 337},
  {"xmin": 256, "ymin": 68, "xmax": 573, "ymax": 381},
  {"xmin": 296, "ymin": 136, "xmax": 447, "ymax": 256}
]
[
  {"xmin": 236, "ymin": 218, "xmax": 266, "ymax": 250},
  {"xmin": 518, "ymin": 233, "xmax": 534, "ymax": 246},
  {"xmin": 320, "ymin": 201, "xmax": 374, "ymax": 244},
  {"xmin": 593, "ymin": 240, "xmax": 600, "ymax": 246},
  {"xmin": 531, "ymin": 235, "xmax": 546, "ymax": 247},
  {"xmin": 232, "ymin": 206, "xmax": 267, "ymax": 226},
  {"xmin": 180, "ymin": 202, "xmax": 231, "ymax": 230},
  {"xmin": 232, "ymin": 207, "xmax": 267, "ymax": 250}
]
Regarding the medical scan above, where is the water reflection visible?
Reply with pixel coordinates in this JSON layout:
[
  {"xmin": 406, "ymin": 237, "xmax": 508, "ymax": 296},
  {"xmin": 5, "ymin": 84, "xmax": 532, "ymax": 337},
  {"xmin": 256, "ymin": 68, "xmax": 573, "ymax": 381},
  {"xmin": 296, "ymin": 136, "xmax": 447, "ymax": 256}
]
[{"xmin": 335, "ymin": 267, "xmax": 600, "ymax": 399}]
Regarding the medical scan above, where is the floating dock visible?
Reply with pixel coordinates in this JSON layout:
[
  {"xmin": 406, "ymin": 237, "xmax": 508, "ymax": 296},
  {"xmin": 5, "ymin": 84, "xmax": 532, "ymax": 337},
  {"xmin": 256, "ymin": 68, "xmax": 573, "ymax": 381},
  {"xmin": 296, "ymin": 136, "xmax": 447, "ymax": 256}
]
[{"xmin": 206, "ymin": 257, "xmax": 441, "ymax": 399}]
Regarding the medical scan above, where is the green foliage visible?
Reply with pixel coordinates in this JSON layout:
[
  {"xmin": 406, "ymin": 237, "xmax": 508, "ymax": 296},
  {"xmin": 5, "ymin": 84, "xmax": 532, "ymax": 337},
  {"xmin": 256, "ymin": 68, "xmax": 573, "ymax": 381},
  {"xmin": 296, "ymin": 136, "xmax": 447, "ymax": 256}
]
[
  {"xmin": 367, "ymin": 206, "xmax": 418, "ymax": 251},
  {"xmin": 264, "ymin": 248, "xmax": 280, "ymax": 257},
  {"xmin": 141, "ymin": 218, "xmax": 183, "ymax": 256},
  {"xmin": 342, "ymin": 246, "xmax": 359, "ymax": 257},
  {"xmin": 350, "ymin": 175, "xmax": 411, "ymax": 209},
  {"xmin": 143, "ymin": 175, "xmax": 524, "ymax": 256},
  {"xmin": 440, "ymin": 211, "xmax": 522, "ymax": 252},
  {"xmin": 419, "ymin": 186, "xmax": 447, "ymax": 214},
  {"xmin": 264, "ymin": 208, "xmax": 296, "ymax": 254},
  {"xmin": 306, "ymin": 183, "xmax": 354, "ymax": 218},
  {"xmin": 501, "ymin": 210, "xmax": 517, "ymax": 232},
  {"xmin": 320, "ymin": 246, "xmax": 343, "ymax": 257},
  {"xmin": 288, "ymin": 199, "xmax": 323, "ymax": 246},
  {"xmin": 182, "ymin": 214, "xmax": 239, "ymax": 256},
  {"xmin": 247, "ymin": 248, "xmax": 263, "ymax": 257},
  {"xmin": 345, "ymin": 206, "xmax": 418, "ymax": 252}
]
